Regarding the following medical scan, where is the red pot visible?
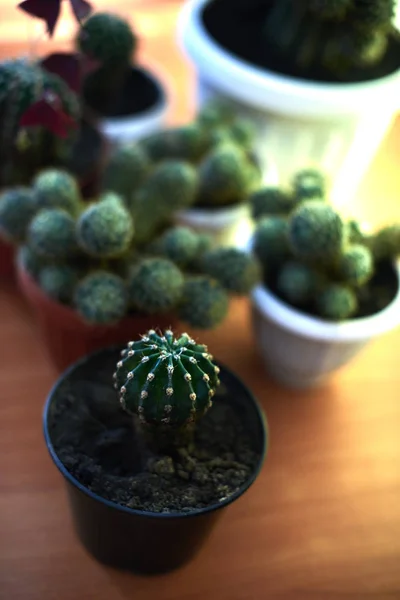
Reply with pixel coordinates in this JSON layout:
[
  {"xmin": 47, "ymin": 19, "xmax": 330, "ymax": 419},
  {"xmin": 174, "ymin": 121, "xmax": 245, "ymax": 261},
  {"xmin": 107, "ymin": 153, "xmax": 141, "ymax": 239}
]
[
  {"xmin": 0, "ymin": 238, "xmax": 16, "ymax": 281},
  {"xmin": 17, "ymin": 263, "xmax": 177, "ymax": 372}
]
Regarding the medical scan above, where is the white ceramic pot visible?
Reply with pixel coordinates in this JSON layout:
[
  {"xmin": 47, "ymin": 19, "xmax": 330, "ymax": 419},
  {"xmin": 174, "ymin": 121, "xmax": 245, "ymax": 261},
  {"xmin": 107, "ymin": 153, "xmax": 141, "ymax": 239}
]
[
  {"xmin": 178, "ymin": 0, "xmax": 400, "ymax": 208},
  {"xmin": 250, "ymin": 265, "xmax": 400, "ymax": 389},
  {"xmin": 97, "ymin": 66, "xmax": 169, "ymax": 146},
  {"xmin": 174, "ymin": 203, "xmax": 252, "ymax": 247}
]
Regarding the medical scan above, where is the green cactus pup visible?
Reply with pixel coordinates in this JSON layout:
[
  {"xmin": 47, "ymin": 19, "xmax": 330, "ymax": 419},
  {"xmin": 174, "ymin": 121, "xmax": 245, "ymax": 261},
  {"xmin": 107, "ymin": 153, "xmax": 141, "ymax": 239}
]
[
  {"xmin": 141, "ymin": 160, "xmax": 199, "ymax": 213},
  {"xmin": 276, "ymin": 261, "xmax": 320, "ymax": 305},
  {"xmin": 249, "ymin": 186, "xmax": 296, "ymax": 220},
  {"xmin": 337, "ymin": 244, "xmax": 374, "ymax": 286},
  {"xmin": 368, "ymin": 224, "xmax": 400, "ymax": 261},
  {"xmin": 28, "ymin": 208, "xmax": 77, "ymax": 259},
  {"xmin": 292, "ymin": 169, "xmax": 326, "ymax": 201},
  {"xmin": 39, "ymin": 264, "xmax": 80, "ymax": 304},
  {"xmin": 77, "ymin": 12, "xmax": 137, "ymax": 114},
  {"xmin": 74, "ymin": 270, "xmax": 128, "ymax": 325},
  {"xmin": 77, "ymin": 192, "xmax": 134, "ymax": 258},
  {"xmin": 113, "ymin": 329, "xmax": 220, "ymax": 430},
  {"xmin": 253, "ymin": 216, "xmax": 291, "ymax": 266},
  {"xmin": 157, "ymin": 226, "xmax": 200, "ymax": 267},
  {"xmin": 102, "ymin": 142, "xmax": 150, "ymax": 202},
  {"xmin": 0, "ymin": 187, "xmax": 36, "ymax": 243},
  {"xmin": 128, "ymin": 258, "xmax": 184, "ymax": 314},
  {"xmin": 32, "ymin": 169, "xmax": 81, "ymax": 216},
  {"xmin": 178, "ymin": 276, "xmax": 229, "ymax": 329},
  {"xmin": 201, "ymin": 247, "xmax": 262, "ymax": 294},
  {"xmin": 315, "ymin": 283, "xmax": 358, "ymax": 320},
  {"xmin": 288, "ymin": 200, "xmax": 346, "ymax": 263},
  {"xmin": 141, "ymin": 124, "xmax": 212, "ymax": 164}
]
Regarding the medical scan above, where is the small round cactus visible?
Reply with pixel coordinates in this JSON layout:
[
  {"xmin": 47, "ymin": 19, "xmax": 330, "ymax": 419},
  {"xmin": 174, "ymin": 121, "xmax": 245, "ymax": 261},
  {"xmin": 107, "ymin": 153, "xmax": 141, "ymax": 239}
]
[
  {"xmin": 197, "ymin": 144, "xmax": 259, "ymax": 206},
  {"xmin": 197, "ymin": 99, "xmax": 236, "ymax": 129},
  {"xmin": 338, "ymin": 244, "xmax": 374, "ymax": 286},
  {"xmin": 368, "ymin": 224, "xmax": 400, "ymax": 261},
  {"xmin": 32, "ymin": 169, "xmax": 81, "ymax": 216},
  {"xmin": 228, "ymin": 118, "xmax": 256, "ymax": 148},
  {"xmin": 142, "ymin": 160, "xmax": 198, "ymax": 212},
  {"xmin": 74, "ymin": 270, "xmax": 128, "ymax": 325},
  {"xmin": 0, "ymin": 187, "xmax": 36, "ymax": 243},
  {"xmin": 288, "ymin": 200, "xmax": 345, "ymax": 263},
  {"xmin": 141, "ymin": 125, "xmax": 212, "ymax": 164},
  {"xmin": 316, "ymin": 283, "xmax": 358, "ymax": 320},
  {"xmin": 113, "ymin": 329, "xmax": 221, "ymax": 428},
  {"xmin": 276, "ymin": 261, "xmax": 320, "ymax": 305},
  {"xmin": 201, "ymin": 247, "xmax": 262, "ymax": 294},
  {"xmin": 178, "ymin": 276, "xmax": 229, "ymax": 329},
  {"xmin": 249, "ymin": 187, "xmax": 296, "ymax": 219},
  {"xmin": 77, "ymin": 12, "xmax": 136, "ymax": 65},
  {"xmin": 28, "ymin": 208, "xmax": 77, "ymax": 259},
  {"xmin": 39, "ymin": 264, "xmax": 80, "ymax": 303},
  {"xmin": 292, "ymin": 169, "xmax": 326, "ymax": 201},
  {"xmin": 101, "ymin": 143, "xmax": 150, "ymax": 202},
  {"xmin": 253, "ymin": 216, "xmax": 290, "ymax": 265},
  {"xmin": 158, "ymin": 226, "xmax": 200, "ymax": 267},
  {"xmin": 77, "ymin": 192, "xmax": 134, "ymax": 258},
  {"xmin": 128, "ymin": 258, "xmax": 184, "ymax": 314}
]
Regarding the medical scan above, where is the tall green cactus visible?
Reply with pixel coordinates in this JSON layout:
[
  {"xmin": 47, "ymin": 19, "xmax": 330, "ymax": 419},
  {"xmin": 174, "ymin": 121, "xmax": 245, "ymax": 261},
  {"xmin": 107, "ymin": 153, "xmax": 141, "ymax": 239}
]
[{"xmin": 114, "ymin": 330, "xmax": 221, "ymax": 429}]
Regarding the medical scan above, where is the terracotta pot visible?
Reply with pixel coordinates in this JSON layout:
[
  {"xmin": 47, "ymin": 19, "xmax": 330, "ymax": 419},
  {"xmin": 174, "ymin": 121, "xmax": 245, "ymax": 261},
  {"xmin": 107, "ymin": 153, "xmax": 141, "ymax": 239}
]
[
  {"xmin": 17, "ymin": 264, "xmax": 177, "ymax": 372},
  {"xmin": 0, "ymin": 239, "xmax": 16, "ymax": 281}
]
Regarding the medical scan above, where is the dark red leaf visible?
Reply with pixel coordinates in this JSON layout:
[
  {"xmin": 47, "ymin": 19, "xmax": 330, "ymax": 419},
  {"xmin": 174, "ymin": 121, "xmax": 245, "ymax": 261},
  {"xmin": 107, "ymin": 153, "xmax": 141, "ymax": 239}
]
[
  {"xmin": 69, "ymin": 0, "xmax": 92, "ymax": 21},
  {"xmin": 41, "ymin": 52, "xmax": 81, "ymax": 93},
  {"xmin": 19, "ymin": 96, "xmax": 77, "ymax": 138},
  {"xmin": 18, "ymin": 0, "xmax": 61, "ymax": 36}
]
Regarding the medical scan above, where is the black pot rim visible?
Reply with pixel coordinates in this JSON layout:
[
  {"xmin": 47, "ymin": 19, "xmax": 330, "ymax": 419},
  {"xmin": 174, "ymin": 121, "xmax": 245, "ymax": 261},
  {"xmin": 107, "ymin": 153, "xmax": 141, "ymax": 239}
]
[{"xmin": 43, "ymin": 344, "xmax": 269, "ymax": 520}]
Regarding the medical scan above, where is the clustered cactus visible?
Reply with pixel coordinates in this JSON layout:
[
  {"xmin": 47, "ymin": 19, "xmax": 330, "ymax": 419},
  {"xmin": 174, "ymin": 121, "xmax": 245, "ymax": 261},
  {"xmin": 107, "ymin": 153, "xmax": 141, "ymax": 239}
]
[
  {"xmin": 252, "ymin": 168, "xmax": 400, "ymax": 321},
  {"xmin": 114, "ymin": 329, "xmax": 221, "ymax": 429},
  {"xmin": 241, "ymin": 0, "xmax": 398, "ymax": 80},
  {"xmin": 0, "ymin": 58, "xmax": 80, "ymax": 186},
  {"xmin": 0, "ymin": 156, "xmax": 261, "ymax": 329}
]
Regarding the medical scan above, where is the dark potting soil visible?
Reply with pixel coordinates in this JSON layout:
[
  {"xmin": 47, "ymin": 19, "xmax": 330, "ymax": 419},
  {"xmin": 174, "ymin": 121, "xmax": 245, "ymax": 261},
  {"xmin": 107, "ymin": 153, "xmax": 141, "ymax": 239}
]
[
  {"xmin": 85, "ymin": 66, "xmax": 164, "ymax": 119},
  {"xmin": 48, "ymin": 354, "xmax": 259, "ymax": 514},
  {"xmin": 265, "ymin": 258, "xmax": 399, "ymax": 321},
  {"xmin": 202, "ymin": 0, "xmax": 400, "ymax": 84}
]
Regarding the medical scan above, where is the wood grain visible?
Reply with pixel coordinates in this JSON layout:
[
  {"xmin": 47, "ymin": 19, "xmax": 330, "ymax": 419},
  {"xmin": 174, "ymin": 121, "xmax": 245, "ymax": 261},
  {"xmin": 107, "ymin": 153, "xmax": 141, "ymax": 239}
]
[{"xmin": 0, "ymin": 2, "xmax": 400, "ymax": 598}]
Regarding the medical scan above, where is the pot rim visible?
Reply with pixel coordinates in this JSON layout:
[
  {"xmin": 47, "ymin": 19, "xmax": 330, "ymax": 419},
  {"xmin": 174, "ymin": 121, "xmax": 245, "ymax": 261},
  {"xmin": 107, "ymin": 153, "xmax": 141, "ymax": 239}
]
[
  {"xmin": 177, "ymin": 0, "xmax": 400, "ymax": 118},
  {"xmin": 251, "ymin": 261, "xmax": 400, "ymax": 342},
  {"xmin": 175, "ymin": 202, "xmax": 249, "ymax": 229},
  {"xmin": 43, "ymin": 346, "xmax": 268, "ymax": 520}
]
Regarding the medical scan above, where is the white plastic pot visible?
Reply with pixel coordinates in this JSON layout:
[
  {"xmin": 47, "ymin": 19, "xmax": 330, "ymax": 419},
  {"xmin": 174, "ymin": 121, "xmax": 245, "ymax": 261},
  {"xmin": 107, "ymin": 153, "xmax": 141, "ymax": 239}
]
[
  {"xmin": 174, "ymin": 203, "xmax": 251, "ymax": 247},
  {"xmin": 250, "ymin": 265, "xmax": 400, "ymax": 389},
  {"xmin": 178, "ymin": 0, "xmax": 400, "ymax": 209},
  {"xmin": 97, "ymin": 66, "xmax": 169, "ymax": 146}
]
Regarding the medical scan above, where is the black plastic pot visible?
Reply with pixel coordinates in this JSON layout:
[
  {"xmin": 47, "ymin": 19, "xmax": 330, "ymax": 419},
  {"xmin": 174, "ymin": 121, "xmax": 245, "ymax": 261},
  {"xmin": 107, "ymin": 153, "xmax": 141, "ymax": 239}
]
[{"xmin": 43, "ymin": 346, "xmax": 268, "ymax": 575}]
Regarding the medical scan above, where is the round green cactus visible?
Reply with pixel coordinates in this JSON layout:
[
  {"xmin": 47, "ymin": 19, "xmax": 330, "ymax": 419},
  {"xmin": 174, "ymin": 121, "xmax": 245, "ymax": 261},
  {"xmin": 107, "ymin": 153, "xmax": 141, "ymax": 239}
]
[
  {"xmin": 368, "ymin": 224, "xmax": 400, "ymax": 261},
  {"xmin": 288, "ymin": 200, "xmax": 346, "ymax": 263},
  {"xmin": 197, "ymin": 144, "xmax": 260, "ymax": 206},
  {"xmin": 77, "ymin": 192, "xmax": 134, "ymax": 258},
  {"xmin": 315, "ymin": 283, "xmax": 358, "ymax": 320},
  {"xmin": 292, "ymin": 169, "xmax": 326, "ymax": 201},
  {"xmin": 157, "ymin": 226, "xmax": 200, "ymax": 267},
  {"xmin": 77, "ymin": 12, "xmax": 136, "ymax": 65},
  {"xmin": 197, "ymin": 99, "xmax": 236, "ymax": 129},
  {"xmin": 253, "ymin": 216, "xmax": 291, "ymax": 266},
  {"xmin": 128, "ymin": 257, "xmax": 184, "ymax": 314},
  {"xmin": 276, "ymin": 261, "xmax": 320, "ymax": 305},
  {"xmin": 141, "ymin": 125, "xmax": 212, "ymax": 164},
  {"xmin": 178, "ymin": 276, "xmax": 229, "ymax": 329},
  {"xmin": 0, "ymin": 187, "xmax": 36, "ymax": 243},
  {"xmin": 74, "ymin": 270, "xmax": 128, "ymax": 325},
  {"xmin": 33, "ymin": 169, "xmax": 81, "ymax": 216},
  {"xmin": 39, "ymin": 264, "xmax": 80, "ymax": 304},
  {"xmin": 249, "ymin": 187, "xmax": 296, "ymax": 220},
  {"xmin": 201, "ymin": 247, "xmax": 262, "ymax": 294},
  {"xmin": 228, "ymin": 118, "xmax": 256, "ymax": 148},
  {"xmin": 141, "ymin": 160, "xmax": 198, "ymax": 212},
  {"xmin": 338, "ymin": 244, "xmax": 374, "ymax": 286},
  {"xmin": 113, "ymin": 329, "xmax": 221, "ymax": 428},
  {"xmin": 102, "ymin": 142, "xmax": 150, "ymax": 202},
  {"xmin": 17, "ymin": 244, "xmax": 47, "ymax": 279},
  {"xmin": 28, "ymin": 208, "xmax": 77, "ymax": 259}
]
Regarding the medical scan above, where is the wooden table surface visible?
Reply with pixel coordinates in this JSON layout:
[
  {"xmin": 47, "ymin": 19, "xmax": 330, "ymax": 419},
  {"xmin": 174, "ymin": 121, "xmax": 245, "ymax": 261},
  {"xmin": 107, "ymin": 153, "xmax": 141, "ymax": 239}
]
[{"xmin": 1, "ymin": 2, "xmax": 400, "ymax": 598}]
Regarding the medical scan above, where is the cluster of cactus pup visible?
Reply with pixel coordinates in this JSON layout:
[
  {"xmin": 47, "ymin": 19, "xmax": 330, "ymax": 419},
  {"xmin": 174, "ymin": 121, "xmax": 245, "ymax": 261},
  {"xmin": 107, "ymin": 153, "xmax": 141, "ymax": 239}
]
[
  {"xmin": 250, "ymin": 168, "xmax": 400, "ymax": 321},
  {"xmin": 0, "ymin": 164, "xmax": 261, "ymax": 330}
]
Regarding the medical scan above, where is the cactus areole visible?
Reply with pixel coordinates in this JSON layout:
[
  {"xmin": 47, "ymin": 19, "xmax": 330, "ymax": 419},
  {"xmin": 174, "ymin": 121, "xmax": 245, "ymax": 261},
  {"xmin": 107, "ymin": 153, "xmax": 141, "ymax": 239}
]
[{"xmin": 114, "ymin": 329, "xmax": 220, "ymax": 428}]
